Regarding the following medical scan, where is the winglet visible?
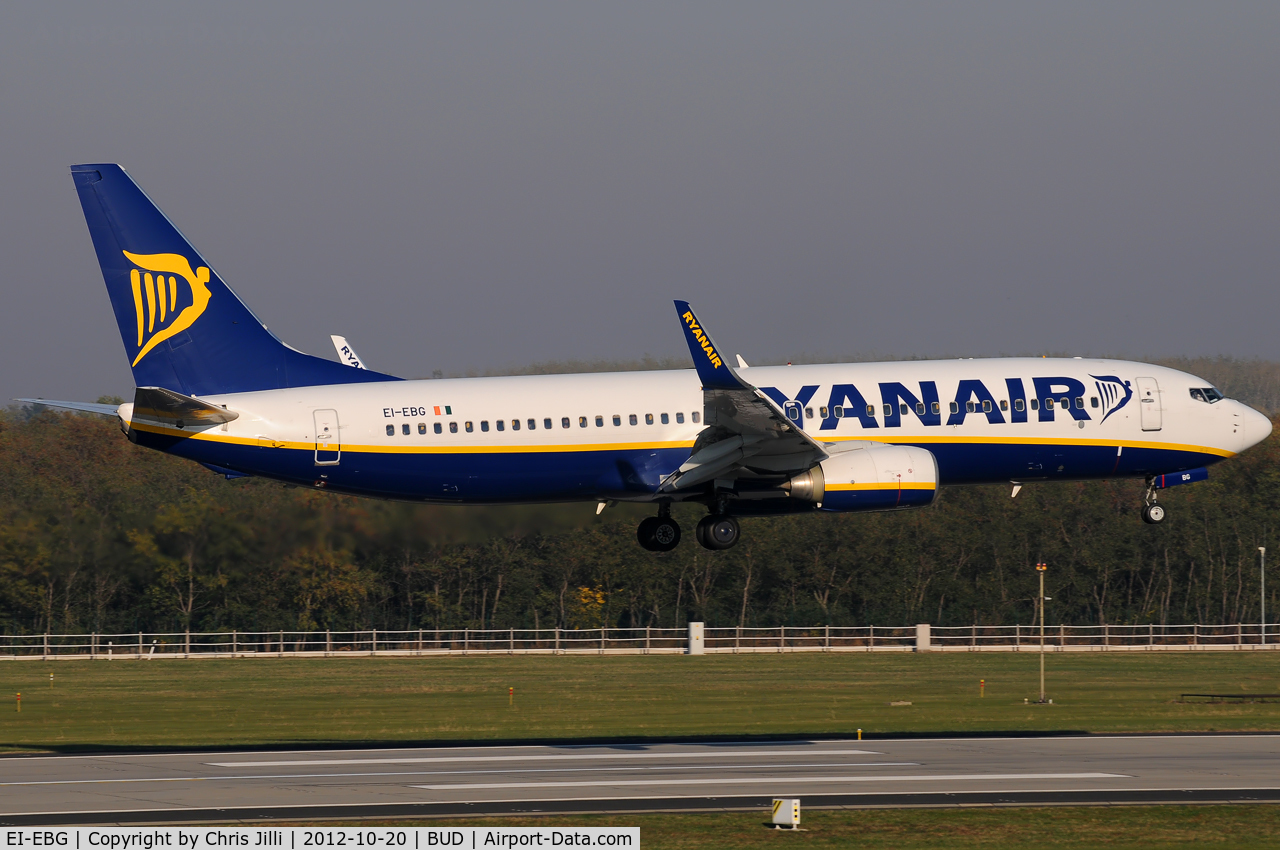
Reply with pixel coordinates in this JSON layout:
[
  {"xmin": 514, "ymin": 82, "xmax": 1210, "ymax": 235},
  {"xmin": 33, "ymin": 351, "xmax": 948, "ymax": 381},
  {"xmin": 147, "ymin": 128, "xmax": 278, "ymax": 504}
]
[{"xmin": 674, "ymin": 301, "xmax": 746, "ymax": 390}]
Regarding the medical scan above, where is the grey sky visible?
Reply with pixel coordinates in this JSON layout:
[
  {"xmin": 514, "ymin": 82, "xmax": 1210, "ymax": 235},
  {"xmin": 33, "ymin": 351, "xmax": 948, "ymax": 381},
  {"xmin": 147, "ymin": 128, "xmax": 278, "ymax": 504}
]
[{"xmin": 3, "ymin": 3, "xmax": 1279, "ymax": 404}]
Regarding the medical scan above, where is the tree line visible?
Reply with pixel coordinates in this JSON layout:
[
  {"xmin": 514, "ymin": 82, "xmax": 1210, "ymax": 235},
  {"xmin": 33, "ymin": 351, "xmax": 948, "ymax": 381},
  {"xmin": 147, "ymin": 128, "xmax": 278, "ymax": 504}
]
[{"xmin": 2, "ymin": 356, "xmax": 1277, "ymax": 636}]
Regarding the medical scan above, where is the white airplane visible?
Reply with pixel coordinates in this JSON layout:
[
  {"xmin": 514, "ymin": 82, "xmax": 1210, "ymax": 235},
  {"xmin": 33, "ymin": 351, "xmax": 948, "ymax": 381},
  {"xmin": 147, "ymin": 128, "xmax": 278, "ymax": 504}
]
[{"xmin": 20, "ymin": 164, "xmax": 1272, "ymax": 552}]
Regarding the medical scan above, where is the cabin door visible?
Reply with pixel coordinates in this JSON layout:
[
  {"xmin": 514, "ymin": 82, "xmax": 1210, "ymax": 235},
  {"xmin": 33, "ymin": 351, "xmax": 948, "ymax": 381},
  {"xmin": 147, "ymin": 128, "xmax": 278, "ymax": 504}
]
[
  {"xmin": 314, "ymin": 409, "xmax": 341, "ymax": 465},
  {"xmin": 1135, "ymin": 377, "xmax": 1162, "ymax": 431}
]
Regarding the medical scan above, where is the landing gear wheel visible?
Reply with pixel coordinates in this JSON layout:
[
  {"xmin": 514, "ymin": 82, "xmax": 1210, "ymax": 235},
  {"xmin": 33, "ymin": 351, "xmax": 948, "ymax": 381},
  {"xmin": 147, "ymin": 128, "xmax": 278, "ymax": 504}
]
[
  {"xmin": 1142, "ymin": 503, "xmax": 1166, "ymax": 524},
  {"xmin": 650, "ymin": 517, "xmax": 681, "ymax": 551},
  {"xmin": 696, "ymin": 514, "xmax": 740, "ymax": 550},
  {"xmin": 638, "ymin": 516, "xmax": 681, "ymax": 551}
]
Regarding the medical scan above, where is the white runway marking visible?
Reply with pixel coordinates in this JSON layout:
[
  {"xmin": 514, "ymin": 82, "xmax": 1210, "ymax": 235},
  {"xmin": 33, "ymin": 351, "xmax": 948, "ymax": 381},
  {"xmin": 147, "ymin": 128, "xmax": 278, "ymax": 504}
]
[
  {"xmin": 207, "ymin": 749, "xmax": 881, "ymax": 767},
  {"xmin": 413, "ymin": 772, "xmax": 1128, "ymax": 790},
  {"xmin": 0, "ymin": 761, "xmax": 918, "ymax": 786}
]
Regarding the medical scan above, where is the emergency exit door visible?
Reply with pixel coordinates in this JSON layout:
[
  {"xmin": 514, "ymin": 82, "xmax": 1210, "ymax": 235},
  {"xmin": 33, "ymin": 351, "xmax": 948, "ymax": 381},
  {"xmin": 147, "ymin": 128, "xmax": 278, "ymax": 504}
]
[
  {"xmin": 1135, "ymin": 377, "xmax": 1162, "ymax": 431},
  {"xmin": 314, "ymin": 409, "xmax": 341, "ymax": 464}
]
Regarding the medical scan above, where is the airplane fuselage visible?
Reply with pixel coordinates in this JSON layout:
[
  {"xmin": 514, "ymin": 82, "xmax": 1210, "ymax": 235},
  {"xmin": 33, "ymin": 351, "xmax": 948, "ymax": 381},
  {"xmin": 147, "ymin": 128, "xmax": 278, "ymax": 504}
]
[{"xmin": 121, "ymin": 357, "xmax": 1266, "ymax": 510}]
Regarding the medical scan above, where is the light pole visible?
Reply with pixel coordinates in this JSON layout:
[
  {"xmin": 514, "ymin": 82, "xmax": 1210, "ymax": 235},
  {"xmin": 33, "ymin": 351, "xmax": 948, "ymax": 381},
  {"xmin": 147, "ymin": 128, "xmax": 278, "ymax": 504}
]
[
  {"xmin": 1260, "ymin": 547, "xmax": 1267, "ymax": 647},
  {"xmin": 1037, "ymin": 562, "xmax": 1047, "ymax": 704}
]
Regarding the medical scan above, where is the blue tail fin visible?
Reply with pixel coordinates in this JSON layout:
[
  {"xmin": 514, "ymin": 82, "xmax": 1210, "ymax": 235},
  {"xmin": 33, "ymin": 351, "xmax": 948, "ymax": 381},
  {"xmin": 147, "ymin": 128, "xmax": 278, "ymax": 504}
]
[{"xmin": 70, "ymin": 164, "xmax": 400, "ymax": 396}]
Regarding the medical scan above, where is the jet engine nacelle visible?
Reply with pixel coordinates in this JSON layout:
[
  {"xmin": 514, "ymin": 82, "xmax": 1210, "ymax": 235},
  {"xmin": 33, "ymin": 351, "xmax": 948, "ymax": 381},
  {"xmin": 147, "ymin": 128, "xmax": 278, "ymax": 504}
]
[{"xmin": 785, "ymin": 444, "xmax": 939, "ymax": 512}]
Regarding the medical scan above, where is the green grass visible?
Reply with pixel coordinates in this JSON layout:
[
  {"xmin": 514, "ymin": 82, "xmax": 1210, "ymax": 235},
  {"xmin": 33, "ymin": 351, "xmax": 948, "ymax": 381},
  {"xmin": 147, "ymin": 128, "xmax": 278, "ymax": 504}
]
[
  {"xmin": 2, "ymin": 652, "xmax": 1279, "ymax": 752},
  {"xmin": 324, "ymin": 807, "xmax": 1280, "ymax": 849}
]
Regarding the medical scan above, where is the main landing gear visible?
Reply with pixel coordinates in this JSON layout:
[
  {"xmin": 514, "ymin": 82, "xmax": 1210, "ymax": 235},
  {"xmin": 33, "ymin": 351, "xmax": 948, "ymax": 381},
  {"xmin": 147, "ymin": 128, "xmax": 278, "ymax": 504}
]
[
  {"xmin": 1142, "ymin": 479, "xmax": 1166, "ymax": 524},
  {"xmin": 637, "ymin": 505, "xmax": 743, "ymax": 551},
  {"xmin": 695, "ymin": 514, "xmax": 740, "ymax": 551},
  {"xmin": 638, "ymin": 504, "xmax": 681, "ymax": 552}
]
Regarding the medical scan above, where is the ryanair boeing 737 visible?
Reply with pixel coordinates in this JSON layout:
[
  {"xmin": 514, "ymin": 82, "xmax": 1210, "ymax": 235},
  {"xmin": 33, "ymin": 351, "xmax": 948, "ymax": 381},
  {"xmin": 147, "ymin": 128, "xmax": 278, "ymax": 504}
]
[{"xmin": 21, "ymin": 164, "xmax": 1272, "ymax": 551}]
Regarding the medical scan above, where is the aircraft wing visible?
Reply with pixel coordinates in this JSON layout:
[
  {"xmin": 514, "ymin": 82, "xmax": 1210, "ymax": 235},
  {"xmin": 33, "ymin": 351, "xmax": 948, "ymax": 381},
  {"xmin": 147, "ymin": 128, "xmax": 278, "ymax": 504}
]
[
  {"xmin": 330, "ymin": 335, "xmax": 367, "ymax": 369},
  {"xmin": 664, "ymin": 301, "xmax": 827, "ymax": 492}
]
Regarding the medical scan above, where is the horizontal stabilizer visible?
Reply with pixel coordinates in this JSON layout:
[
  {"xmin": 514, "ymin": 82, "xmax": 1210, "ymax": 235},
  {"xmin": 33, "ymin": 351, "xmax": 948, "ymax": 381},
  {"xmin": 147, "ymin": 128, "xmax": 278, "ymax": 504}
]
[
  {"xmin": 132, "ymin": 386, "xmax": 239, "ymax": 427},
  {"xmin": 15, "ymin": 398, "xmax": 121, "ymax": 416}
]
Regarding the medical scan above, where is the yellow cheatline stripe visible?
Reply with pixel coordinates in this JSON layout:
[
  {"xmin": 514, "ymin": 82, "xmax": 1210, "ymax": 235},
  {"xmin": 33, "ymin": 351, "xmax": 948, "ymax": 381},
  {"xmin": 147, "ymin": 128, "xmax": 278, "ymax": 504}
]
[
  {"xmin": 128, "ymin": 422, "xmax": 696, "ymax": 454},
  {"xmin": 128, "ymin": 421, "xmax": 1232, "ymax": 460},
  {"xmin": 827, "ymin": 482, "xmax": 935, "ymax": 491},
  {"xmin": 825, "ymin": 434, "xmax": 1237, "ymax": 459}
]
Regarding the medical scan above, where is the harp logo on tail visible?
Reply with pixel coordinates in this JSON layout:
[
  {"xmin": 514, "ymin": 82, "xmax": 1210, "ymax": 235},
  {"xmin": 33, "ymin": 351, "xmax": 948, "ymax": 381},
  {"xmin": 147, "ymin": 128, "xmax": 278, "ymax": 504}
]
[
  {"xmin": 1092, "ymin": 375, "xmax": 1133, "ymax": 423},
  {"xmin": 123, "ymin": 251, "xmax": 212, "ymax": 366}
]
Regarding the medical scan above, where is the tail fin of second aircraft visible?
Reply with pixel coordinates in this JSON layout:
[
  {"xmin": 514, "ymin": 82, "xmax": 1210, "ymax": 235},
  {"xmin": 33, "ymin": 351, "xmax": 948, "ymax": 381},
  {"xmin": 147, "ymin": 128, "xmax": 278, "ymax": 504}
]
[{"xmin": 70, "ymin": 164, "xmax": 400, "ymax": 397}]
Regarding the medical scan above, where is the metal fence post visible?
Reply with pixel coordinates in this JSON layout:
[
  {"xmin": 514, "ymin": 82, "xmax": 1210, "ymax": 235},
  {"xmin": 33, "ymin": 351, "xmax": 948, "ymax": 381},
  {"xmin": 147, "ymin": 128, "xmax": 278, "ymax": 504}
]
[
  {"xmin": 554, "ymin": 627, "xmax": 559, "ymax": 654},
  {"xmin": 43, "ymin": 633, "xmax": 48, "ymax": 661},
  {"xmin": 869, "ymin": 625, "xmax": 874, "ymax": 652},
  {"xmin": 645, "ymin": 625, "xmax": 650, "ymax": 655},
  {"xmin": 137, "ymin": 632, "xmax": 142, "ymax": 659},
  {"xmin": 825, "ymin": 624, "xmax": 830, "ymax": 652},
  {"xmin": 464, "ymin": 628, "xmax": 469, "ymax": 655},
  {"xmin": 185, "ymin": 629, "xmax": 190, "ymax": 658},
  {"xmin": 326, "ymin": 629, "xmax": 331, "ymax": 657},
  {"xmin": 91, "ymin": 632, "xmax": 97, "ymax": 660},
  {"xmin": 371, "ymin": 628, "xmax": 377, "ymax": 657}
]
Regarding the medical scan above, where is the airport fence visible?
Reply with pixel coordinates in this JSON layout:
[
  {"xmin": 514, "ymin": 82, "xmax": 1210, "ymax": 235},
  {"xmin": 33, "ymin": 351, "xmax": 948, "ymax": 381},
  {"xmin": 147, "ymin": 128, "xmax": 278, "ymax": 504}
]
[{"xmin": 0, "ymin": 622, "xmax": 1277, "ymax": 659}]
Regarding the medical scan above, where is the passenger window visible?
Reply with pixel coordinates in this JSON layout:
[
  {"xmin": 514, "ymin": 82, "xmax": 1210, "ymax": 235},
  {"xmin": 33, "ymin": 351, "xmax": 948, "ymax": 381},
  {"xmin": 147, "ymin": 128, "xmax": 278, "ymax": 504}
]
[
  {"xmin": 449, "ymin": 422, "xmax": 458, "ymax": 433},
  {"xmin": 512, "ymin": 419, "xmax": 521, "ymax": 430},
  {"xmin": 982, "ymin": 400, "xmax": 991, "ymax": 413},
  {"xmin": 999, "ymin": 400, "xmax": 1008, "ymax": 412},
  {"xmin": 966, "ymin": 401, "xmax": 976, "ymax": 413},
  {"xmin": 465, "ymin": 421, "xmax": 474, "ymax": 432},
  {"xmin": 561, "ymin": 417, "xmax": 570, "ymax": 429},
  {"xmin": 613, "ymin": 415, "xmax": 622, "ymax": 426},
  {"xmin": 1044, "ymin": 398, "xmax": 1054, "ymax": 410},
  {"xmin": 1074, "ymin": 397, "xmax": 1083, "ymax": 409},
  {"xmin": 805, "ymin": 407, "xmax": 813, "ymax": 418},
  {"xmin": 834, "ymin": 405, "xmax": 844, "ymax": 419},
  {"xmin": 1091, "ymin": 396, "xmax": 1100, "ymax": 408},
  {"xmin": 931, "ymin": 402, "xmax": 941, "ymax": 414},
  {"xmin": 418, "ymin": 423, "xmax": 427, "ymax": 434},
  {"xmin": 950, "ymin": 402, "xmax": 959, "ymax": 414},
  {"xmin": 1014, "ymin": 399, "xmax": 1025, "ymax": 412},
  {"xmin": 579, "ymin": 416, "xmax": 588, "ymax": 428},
  {"xmin": 866, "ymin": 404, "xmax": 875, "ymax": 416},
  {"xmin": 661, "ymin": 413, "xmax": 669, "ymax": 424},
  {"xmin": 496, "ymin": 420, "xmax": 505, "ymax": 431},
  {"xmin": 386, "ymin": 424, "xmax": 395, "ymax": 436},
  {"xmin": 915, "ymin": 403, "xmax": 925, "ymax": 415},
  {"xmin": 645, "ymin": 413, "xmax": 654, "ymax": 425},
  {"xmin": 434, "ymin": 422, "xmax": 442, "ymax": 434},
  {"xmin": 1060, "ymin": 397, "xmax": 1069, "ymax": 410},
  {"xmin": 883, "ymin": 404, "xmax": 892, "ymax": 416},
  {"xmin": 692, "ymin": 412, "xmax": 700, "ymax": 423},
  {"xmin": 1030, "ymin": 399, "xmax": 1039, "ymax": 411},
  {"xmin": 900, "ymin": 403, "xmax": 909, "ymax": 416},
  {"xmin": 819, "ymin": 406, "xmax": 829, "ymax": 418},
  {"xmin": 527, "ymin": 419, "xmax": 536, "ymax": 430},
  {"xmin": 402, "ymin": 423, "xmax": 410, "ymax": 435},
  {"xmin": 676, "ymin": 412, "xmax": 685, "ymax": 424},
  {"xmin": 544, "ymin": 418, "xmax": 553, "ymax": 430},
  {"xmin": 629, "ymin": 414, "xmax": 638, "ymax": 425},
  {"xmin": 596, "ymin": 415, "xmax": 604, "ymax": 427}
]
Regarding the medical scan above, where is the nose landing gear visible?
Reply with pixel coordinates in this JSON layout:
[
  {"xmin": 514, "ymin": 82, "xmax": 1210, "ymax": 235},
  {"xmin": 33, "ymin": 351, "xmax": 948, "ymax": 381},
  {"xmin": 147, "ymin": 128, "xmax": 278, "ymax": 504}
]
[{"xmin": 1142, "ymin": 479, "xmax": 1166, "ymax": 524}]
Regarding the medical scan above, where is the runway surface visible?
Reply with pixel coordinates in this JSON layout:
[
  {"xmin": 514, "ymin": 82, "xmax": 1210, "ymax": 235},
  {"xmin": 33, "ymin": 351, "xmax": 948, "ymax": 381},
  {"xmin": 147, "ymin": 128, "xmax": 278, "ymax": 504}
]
[{"xmin": 2, "ymin": 735, "xmax": 1280, "ymax": 824}]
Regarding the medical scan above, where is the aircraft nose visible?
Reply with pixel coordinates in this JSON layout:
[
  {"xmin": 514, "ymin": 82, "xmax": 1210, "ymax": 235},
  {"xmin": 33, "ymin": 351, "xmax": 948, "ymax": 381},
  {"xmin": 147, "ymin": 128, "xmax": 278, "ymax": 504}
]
[{"xmin": 1239, "ymin": 403, "xmax": 1273, "ymax": 450}]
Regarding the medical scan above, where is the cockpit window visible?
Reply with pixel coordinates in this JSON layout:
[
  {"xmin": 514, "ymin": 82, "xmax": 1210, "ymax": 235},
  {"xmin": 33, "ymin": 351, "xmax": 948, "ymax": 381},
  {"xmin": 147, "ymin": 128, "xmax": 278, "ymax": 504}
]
[{"xmin": 1190, "ymin": 387, "xmax": 1224, "ymax": 403}]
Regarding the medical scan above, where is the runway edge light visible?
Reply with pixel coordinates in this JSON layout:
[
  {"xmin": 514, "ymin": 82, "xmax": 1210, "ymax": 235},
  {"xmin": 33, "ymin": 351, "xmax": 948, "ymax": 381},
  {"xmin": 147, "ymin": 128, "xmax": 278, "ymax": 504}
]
[{"xmin": 772, "ymin": 798, "xmax": 800, "ymax": 829}]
